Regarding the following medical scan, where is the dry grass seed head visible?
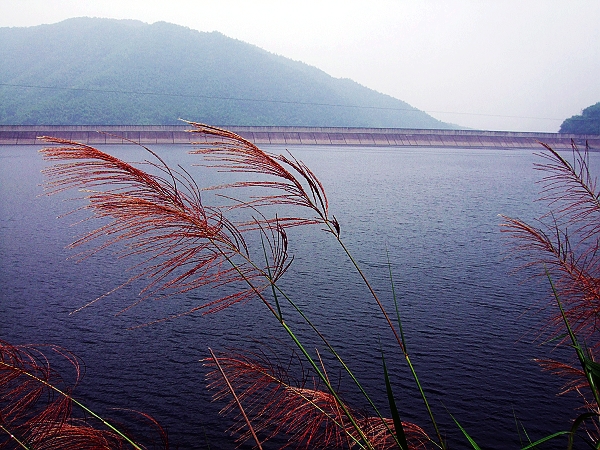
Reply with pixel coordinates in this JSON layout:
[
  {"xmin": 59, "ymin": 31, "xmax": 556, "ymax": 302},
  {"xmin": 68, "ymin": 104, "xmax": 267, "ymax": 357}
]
[
  {"xmin": 39, "ymin": 137, "xmax": 291, "ymax": 323},
  {"xmin": 0, "ymin": 340, "xmax": 129, "ymax": 449},
  {"xmin": 204, "ymin": 349, "xmax": 432, "ymax": 449},
  {"xmin": 186, "ymin": 122, "xmax": 336, "ymax": 234}
]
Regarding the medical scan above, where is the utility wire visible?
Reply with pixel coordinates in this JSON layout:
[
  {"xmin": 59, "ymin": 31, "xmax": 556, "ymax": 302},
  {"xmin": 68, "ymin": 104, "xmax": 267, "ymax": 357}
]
[{"xmin": 0, "ymin": 82, "xmax": 565, "ymax": 122}]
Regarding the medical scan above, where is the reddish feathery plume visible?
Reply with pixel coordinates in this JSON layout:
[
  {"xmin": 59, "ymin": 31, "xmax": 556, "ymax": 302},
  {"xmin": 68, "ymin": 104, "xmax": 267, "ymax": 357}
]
[
  {"xmin": 205, "ymin": 349, "xmax": 431, "ymax": 449},
  {"xmin": 40, "ymin": 137, "xmax": 290, "ymax": 321},
  {"xmin": 1, "ymin": 339, "xmax": 166, "ymax": 449}
]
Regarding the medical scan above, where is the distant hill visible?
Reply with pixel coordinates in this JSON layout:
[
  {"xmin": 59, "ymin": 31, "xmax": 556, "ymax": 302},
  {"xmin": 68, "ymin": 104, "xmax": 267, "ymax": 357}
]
[
  {"xmin": 559, "ymin": 102, "xmax": 600, "ymax": 135},
  {"xmin": 0, "ymin": 18, "xmax": 452, "ymax": 128}
]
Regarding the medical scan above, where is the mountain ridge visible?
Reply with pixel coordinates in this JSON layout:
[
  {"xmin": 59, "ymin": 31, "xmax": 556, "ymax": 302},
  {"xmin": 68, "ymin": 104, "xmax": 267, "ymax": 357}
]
[{"xmin": 0, "ymin": 17, "xmax": 453, "ymax": 128}]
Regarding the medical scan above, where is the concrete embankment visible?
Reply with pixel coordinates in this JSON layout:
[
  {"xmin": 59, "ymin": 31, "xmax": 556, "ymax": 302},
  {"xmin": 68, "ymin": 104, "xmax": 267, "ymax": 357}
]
[{"xmin": 1, "ymin": 125, "xmax": 598, "ymax": 149}]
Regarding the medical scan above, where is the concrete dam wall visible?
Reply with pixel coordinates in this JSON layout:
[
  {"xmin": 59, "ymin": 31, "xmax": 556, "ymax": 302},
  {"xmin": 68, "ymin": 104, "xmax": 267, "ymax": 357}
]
[{"xmin": 1, "ymin": 125, "xmax": 598, "ymax": 150}]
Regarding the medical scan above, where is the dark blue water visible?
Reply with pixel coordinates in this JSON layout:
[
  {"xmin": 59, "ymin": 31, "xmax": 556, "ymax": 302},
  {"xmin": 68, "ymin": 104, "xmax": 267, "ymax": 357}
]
[{"xmin": 0, "ymin": 143, "xmax": 590, "ymax": 449}]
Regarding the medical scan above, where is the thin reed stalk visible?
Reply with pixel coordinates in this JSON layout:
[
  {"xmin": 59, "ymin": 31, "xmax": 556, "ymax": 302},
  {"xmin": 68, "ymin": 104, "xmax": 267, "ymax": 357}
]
[{"xmin": 0, "ymin": 339, "xmax": 158, "ymax": 449}]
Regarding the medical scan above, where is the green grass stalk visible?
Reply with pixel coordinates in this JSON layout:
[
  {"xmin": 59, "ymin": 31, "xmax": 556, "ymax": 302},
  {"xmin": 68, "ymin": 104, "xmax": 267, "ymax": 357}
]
[
  {"xmin": 382, "ymin": 349, "xmax": 409, "ymax": 450},
  {"xmin": 331, "ymin": 224, "xmax": 445, "ymax": 449},
  {"xmin": 0, "ymin": 423, "xmax": 30, "ymax": 450},
  {"xmin": 387, "ymin": 247, "xmax": 408, "ymax": 353},
  {"xmin": 214, "ymin": 239, "xmax": 374, "ymax": 449},
  {"xmin": 546, "ymin": 270, "xmax": 600, "ymax": 409},
  {"xmin": 0, "ymin": 360, "xmax": 142, "ymax": 450},
  {"xmin": 272, "ymin": 284, "xmax": 406, "ymax": 447},
  {"xmin": 214, "ymin": 212, "xmax": 439, "ymax": 449}
]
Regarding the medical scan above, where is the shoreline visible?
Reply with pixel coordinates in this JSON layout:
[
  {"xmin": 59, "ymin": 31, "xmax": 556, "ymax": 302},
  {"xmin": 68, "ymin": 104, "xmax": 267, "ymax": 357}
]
[{"xmin": 1, "ymin": 125, "xmax": 598, "ymax": 149}]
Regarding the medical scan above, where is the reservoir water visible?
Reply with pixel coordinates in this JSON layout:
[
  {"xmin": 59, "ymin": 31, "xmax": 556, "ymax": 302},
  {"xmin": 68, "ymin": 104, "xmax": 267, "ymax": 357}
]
[{"xmin": 0, "ymin": 143, "xmax": 591, "ymax": 449}]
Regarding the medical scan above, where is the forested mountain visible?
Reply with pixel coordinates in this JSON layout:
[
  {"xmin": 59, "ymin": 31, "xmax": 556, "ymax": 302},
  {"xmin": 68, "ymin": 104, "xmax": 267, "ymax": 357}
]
[
  {"xmin": 0, "ymin": 18, "xmax": 451, "ymax": 128},
  {"xmin": 559, "ymin": 102, "xmax": 600, "ymax": 135}
]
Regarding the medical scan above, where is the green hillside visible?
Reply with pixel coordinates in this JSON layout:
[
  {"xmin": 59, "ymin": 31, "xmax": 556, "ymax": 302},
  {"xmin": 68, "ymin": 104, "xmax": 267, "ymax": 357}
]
[
  {"xmin": 0, "ymin": 18, "xmax": 451, "ymax": 128},
  {"xmin": 559, "ymin": 102, "xmax": 600, "ymax": 135}
]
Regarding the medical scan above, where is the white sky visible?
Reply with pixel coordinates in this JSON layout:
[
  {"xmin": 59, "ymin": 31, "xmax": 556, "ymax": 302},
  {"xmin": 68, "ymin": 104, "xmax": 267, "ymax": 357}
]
[{"xmin": 1, "ymin": 0, "xmax": 599, "ymax": 131}]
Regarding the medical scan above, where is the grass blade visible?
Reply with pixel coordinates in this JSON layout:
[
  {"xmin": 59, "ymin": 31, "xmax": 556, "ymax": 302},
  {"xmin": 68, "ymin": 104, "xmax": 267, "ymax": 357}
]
[
  {"xmin": 449, "ymin": 413, "xmax": 481, "ymax": 450},
  {"xmin": 381, "ymin": 350, "xmax": 409, "ymax": 450},
  {"xmin": 386, "ymin": 247, "xmax": 408, "ymax": 352},
  {"xmin": 567, "ymin": 412, "xmax": 599, "ymax": 450},
  {"xmin": 520, "ymin": 431, "xmax": 570, "ymax": 449}
]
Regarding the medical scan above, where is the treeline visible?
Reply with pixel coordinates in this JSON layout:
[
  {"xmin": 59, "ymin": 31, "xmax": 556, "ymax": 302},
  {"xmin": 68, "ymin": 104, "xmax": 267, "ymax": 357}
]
[
  {"xmin": 560, "ymin": 102, "xmax": 600, "ymax": 135},
  {"xmin": 0, "ymin": 18, "xmax": 451, "ymax": 128}
]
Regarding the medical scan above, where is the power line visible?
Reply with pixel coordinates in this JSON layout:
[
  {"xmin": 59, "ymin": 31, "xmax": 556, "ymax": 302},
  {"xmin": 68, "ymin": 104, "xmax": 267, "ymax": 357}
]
[
  {"xmin": 2, "ymin": 82, "xmax": 414, "ymax": 109},
  {"xmin": 0, "ymin": 82, "xmax": 564, "ymax": 122}
]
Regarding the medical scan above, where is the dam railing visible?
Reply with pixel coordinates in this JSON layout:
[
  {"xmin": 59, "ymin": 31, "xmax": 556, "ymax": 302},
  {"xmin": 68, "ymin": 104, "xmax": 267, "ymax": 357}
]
[{"xmin": 1, "ymin": 125, "xmax": 598, "ymax": 149}]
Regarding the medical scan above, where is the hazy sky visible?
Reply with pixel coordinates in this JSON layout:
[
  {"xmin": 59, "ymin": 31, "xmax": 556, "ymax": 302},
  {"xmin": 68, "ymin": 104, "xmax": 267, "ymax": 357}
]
[{"xmin": 2, "ymin": 0, "xmax": 599, "ymax": 131}]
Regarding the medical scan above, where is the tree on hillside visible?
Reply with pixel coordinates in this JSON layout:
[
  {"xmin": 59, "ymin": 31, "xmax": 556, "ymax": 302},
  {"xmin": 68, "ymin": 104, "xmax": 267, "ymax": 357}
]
[{"xmin": 559, "ymin": 102, "xmax": 600, "ymax": 135}]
